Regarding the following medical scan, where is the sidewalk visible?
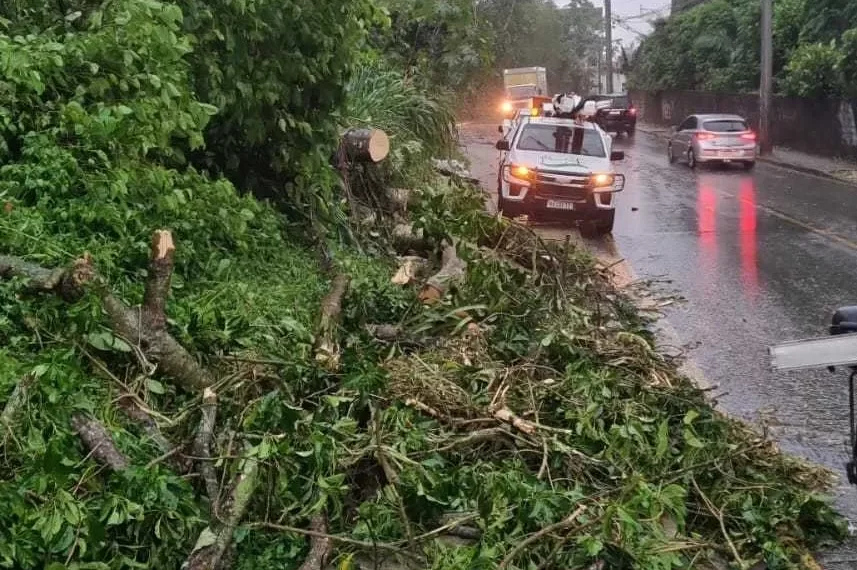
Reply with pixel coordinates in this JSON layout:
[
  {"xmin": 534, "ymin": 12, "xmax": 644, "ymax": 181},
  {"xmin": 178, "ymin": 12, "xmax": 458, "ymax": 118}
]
[{"xmin": 638, "ymin": 123, "xmax": 857, "ymax": 185}]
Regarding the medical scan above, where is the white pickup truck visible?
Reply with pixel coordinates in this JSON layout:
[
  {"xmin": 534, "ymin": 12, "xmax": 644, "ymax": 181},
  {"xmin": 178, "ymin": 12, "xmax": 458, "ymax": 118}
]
[{"xmin": 494, "ymin": 114, "xmax": 625, "ymax": 235}]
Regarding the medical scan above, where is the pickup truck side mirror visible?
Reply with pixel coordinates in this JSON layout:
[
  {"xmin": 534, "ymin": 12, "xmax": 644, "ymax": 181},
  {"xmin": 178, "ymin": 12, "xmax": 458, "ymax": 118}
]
[
  {"xmin": 496, "ymin": 140, "xmax": 511, "ymax": 151},
  {"xmin": 610, "ymin": 150, "xmax": 625, "ymax": 161}
]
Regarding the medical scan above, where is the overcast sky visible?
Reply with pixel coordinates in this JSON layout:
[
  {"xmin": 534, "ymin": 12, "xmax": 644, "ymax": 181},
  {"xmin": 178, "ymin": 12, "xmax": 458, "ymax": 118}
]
[{"xmin": 554, "ymin": 0, "xmax": 671, "ymax": 48}]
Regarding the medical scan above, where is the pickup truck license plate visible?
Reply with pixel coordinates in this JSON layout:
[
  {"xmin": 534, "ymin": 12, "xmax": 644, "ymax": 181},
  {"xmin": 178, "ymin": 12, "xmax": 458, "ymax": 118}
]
[
  {"xmin": 546, "ymin": 200, "xmax": 575, "ymax": 211},
  {"xmin": 609, "ymin": 110, "xmax": 621, "ymax": 115}
]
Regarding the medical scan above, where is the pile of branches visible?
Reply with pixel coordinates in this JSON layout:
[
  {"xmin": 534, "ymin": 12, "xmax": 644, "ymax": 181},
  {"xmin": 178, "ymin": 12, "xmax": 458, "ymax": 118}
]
[{"xmin": 0, "ymin": 165, "xmax": 846, "ymax": 570}]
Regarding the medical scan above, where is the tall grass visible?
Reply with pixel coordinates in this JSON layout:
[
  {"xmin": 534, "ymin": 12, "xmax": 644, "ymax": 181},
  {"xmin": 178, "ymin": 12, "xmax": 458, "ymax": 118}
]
[{"xmin": 344, "ymin": 64, "xmax": 457, "ymax": 175}]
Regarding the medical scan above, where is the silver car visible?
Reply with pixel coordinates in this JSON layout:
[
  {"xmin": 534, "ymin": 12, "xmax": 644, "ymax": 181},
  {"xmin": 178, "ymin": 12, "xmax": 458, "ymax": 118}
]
[{"xmin": 667, "ymin": 114, "xmax": 757, "ymax": 170}]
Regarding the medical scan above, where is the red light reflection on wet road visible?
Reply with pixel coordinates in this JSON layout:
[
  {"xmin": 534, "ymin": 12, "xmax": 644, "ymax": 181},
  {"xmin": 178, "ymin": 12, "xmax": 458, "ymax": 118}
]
[
  {"xmin": 739, "ymin": 179, "xmax": 758, "ymax": 297},
  {"xmin": 697, "ymin": 182, "xmax": 717, "ymax": 252}
]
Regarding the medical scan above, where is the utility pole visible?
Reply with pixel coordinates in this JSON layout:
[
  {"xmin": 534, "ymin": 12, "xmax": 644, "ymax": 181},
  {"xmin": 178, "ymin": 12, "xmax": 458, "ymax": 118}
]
[
  {"xmin": 759, "ymin": 0, "xmax": 773, "ymax": 153},
  {"xmin": 605, "ymin": 0, "xmax": 614, "ymax": 93}
]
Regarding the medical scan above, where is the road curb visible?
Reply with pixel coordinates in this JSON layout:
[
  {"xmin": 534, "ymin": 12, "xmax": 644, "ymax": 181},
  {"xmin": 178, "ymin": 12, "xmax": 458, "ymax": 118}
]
[{"xmin": 636, "ymin": 124, "xmax": 857, "ymax": 186}]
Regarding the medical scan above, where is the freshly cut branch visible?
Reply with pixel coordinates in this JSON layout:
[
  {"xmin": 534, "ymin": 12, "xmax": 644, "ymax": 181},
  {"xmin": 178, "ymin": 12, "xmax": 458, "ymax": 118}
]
[
  {"xmin": 0, "ymin": 230, "xmax": 216, "ymax": 392},
  {"xmin": 296, "ymin": 514, "xmax": 332, "ymax": 570},
  {"xmin": 194, "ymin": 388, "xmax": 220, "ymax": 515},
  {"xmin": 184, "ymin": 448, "xmax": 260, "ymax": 570},
  {"xmin": 419, "ymin": 242, "xmax": 466, "ymax": 305},
  {"xmin": 314, "ymin": 273, "xmax": 351, "ymax": 372},
  {"xmin": 71, "ymin": 415, "xmax": 129, "ymax": 471}
]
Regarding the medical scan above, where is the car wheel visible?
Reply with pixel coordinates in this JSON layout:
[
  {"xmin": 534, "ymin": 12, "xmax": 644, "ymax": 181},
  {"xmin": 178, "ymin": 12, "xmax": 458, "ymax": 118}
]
[
  {"xmin": 667, "ymin": 143, "xmax": 676, "ymax": 164},
  {"xmin": 743, "ymin": 160, "xmax": 755, "ymax": 171},
  {"xmin": 688, "ymin": 149, "xmax": 697, "ymax": 169},
  {"xmin": 626, "ymin": 126, "xmax": 635, "ymax": 136}
]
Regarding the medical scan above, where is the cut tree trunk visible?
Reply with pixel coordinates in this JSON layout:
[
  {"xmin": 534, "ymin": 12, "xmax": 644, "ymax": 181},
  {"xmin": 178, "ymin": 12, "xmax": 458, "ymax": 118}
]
[
  {"xmin": 314, "ymin": 273, "xmax": 351, "ymax": 372},
  {"xmin": 341, "ymin": 128, "xmax": 390, "ymax": 163}
]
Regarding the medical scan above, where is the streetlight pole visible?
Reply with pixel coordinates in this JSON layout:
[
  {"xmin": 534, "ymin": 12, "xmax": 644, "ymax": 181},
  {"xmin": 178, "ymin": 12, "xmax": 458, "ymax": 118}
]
[
  {"xmin": 759, "ymin": 0, "xmax": 773, "ymax": 153},
  {"xmin": 605, "ymin": 0, "xmax": 614, "ymax": 93}
]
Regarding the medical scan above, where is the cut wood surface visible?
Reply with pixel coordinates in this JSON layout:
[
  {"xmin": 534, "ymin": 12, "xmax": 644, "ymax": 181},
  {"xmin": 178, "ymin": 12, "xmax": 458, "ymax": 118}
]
[
  {"xmin": 419, "ymin": 242, "xmax": 466, "ymax": 304},
  {"xmin": 341, "ymin": 128, "xmax": 390, "ymax": 163}
]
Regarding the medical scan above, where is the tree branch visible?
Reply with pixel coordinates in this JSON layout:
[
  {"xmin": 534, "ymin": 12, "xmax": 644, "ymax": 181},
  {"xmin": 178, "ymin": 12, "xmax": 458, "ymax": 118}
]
[
  {"xmin": 0, "ymin": 230, "xmax": 215, "ymax": 392},
  {"xmin": 184, "ymin": 446, "xmax": 259, "ymax": 570},
  {"xmin": 194, "ymin": 388, "xmax": 220, "ymax": 516},
  {"xmin": 314, "ymin": 273, "xmax": 351, "ymax": 372},
  {"xmin": 71, "ymin": 415, "xmax": 129, "ymax": 472},
  {"xmin": 297, "ymin": 514, "xmax": 331, "ymax": 570},
  {"xmin": 143, "ymin": 230, "xmax": 175, "ymax": 329}
]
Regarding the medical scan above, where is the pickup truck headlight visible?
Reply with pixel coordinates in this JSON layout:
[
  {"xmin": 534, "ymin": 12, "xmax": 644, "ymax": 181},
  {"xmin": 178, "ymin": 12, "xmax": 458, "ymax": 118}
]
[
  {"xmin": 589, "ymin": 173, "xmax": 625, "ymax": 192},
  {"xmin": 503, "ymin": 164, "xmax": 533, "ymax": 184}
]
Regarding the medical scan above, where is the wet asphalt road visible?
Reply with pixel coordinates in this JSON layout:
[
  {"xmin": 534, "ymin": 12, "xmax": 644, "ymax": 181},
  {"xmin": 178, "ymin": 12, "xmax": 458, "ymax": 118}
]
[{"xmin": 462, "ymin": 124, "xmax": 857, "ymax": 565}]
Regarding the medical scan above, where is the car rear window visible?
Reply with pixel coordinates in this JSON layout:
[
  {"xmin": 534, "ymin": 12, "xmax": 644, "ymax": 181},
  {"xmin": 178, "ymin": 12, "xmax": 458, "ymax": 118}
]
[
  {"xmin": 606, "ymin": 96, "xmax": 630, "ymax": 108},
  {"xmin": 703, "ymin": 120, "xmax": 748, "ymax": 132},
  {"xmin": 516, "ymin": 124, "xmax": 605, "ymax": 157}
]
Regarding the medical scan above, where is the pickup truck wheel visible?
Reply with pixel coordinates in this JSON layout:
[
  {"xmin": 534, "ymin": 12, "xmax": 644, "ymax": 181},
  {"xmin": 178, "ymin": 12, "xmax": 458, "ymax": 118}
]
[
  {"xmin": 497, "ymin": 191, "xmax": 522, "ymax": 219},
  {"xmin": 581, "ymin": 211, "xmax": 615, "ymax": 237},
  {"xmin": 626, "ymin": 126, "xmax": 635, "ymax": 136}
]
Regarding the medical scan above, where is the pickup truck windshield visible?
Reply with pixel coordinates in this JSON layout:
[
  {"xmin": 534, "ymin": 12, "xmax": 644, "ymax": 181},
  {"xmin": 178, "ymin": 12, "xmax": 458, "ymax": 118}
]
[
  {"xmin": 516, "ymin": 124, "xmax": 606, "ymax": 157},
  {"xmin": 507, "ymin": 85, "xmax": 538, "ymax": 99}
]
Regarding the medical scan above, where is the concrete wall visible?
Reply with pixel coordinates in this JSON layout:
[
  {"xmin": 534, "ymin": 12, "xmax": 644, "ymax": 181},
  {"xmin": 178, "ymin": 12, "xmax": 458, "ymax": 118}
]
[{"xmin": 630, "ymin": 90, "xmax": 857, "ymax": 158}]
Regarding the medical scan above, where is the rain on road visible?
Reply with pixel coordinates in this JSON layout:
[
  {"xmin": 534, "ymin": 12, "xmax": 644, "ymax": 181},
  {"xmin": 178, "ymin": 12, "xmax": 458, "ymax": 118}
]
[{"xmin": 462, "ymin": 123, "xmax": 857, "ymax": 565}]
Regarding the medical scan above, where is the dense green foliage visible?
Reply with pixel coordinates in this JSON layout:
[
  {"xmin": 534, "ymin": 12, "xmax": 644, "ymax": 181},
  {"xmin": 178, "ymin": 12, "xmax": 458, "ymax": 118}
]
[
  {"xmin": 631, "ymin": 0, "xmax": 857, "ymax": 97},
  {"xmin": 376, "ymin": 0, "xmax": 604, "ymax": 103}
]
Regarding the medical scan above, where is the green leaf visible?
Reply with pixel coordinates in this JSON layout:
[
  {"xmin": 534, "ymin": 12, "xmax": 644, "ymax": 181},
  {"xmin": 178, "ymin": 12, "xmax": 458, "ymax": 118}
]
[
  {"xmin": 146, "ymin": 379, "xmax": 166, "ymax": 395},
  {"xmin": 87, "ymin": 331, "xmax": 132, "ymax": 353}
]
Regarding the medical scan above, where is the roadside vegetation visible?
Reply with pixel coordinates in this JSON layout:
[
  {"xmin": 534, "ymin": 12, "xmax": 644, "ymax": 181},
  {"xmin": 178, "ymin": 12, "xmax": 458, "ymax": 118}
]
[
  {"xmin": 630, "ymin": 0, "xmax": 857, "ymax": 98},
  {"xmin": 0, "ymin": 0, "xmax": 848, "ymax": 569}
]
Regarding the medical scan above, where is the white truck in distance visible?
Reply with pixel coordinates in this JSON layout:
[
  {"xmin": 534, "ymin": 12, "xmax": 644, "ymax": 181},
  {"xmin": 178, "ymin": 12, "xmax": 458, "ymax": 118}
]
[{"xmin": 502, "ymin": 67, "xmax": 548, "ymax": 116}]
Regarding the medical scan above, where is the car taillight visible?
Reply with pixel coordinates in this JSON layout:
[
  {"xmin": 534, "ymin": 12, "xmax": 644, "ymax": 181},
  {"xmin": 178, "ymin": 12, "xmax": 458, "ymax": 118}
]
[
  {"xmin": 695, "ymin": 132, "xmax": 716, "ymax": 141},
  {"xmin": 741, "ymin": 132, "xmax": 757, "ymax": 141},
  {"xmin": 628, "ymin": 107, "xmax": 637, "ymax": 116}
]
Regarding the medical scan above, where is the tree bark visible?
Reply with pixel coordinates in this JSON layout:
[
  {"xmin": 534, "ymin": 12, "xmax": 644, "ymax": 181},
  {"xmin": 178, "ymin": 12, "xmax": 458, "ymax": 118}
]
[
  {"xmin": 184, "ymin": 448, "xmax": 259, "ymax": 570},
  {"xmin": 314, "ymin": 273, "xmax": 351, "ymax": 372},
  {"xmin": 71, "ymin": 415, "xmax": 129, "ymax": 471},
  {"xmin": 194, "ymin": 388, "xmax": 220, "ymax": 516},
  {"xmin": 296, "ymin": 514, "xmax": 331, "ymax": 570},
  {"xmin": 341, "ymin": 128, "xmax": 390, "ymax": 163}
]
